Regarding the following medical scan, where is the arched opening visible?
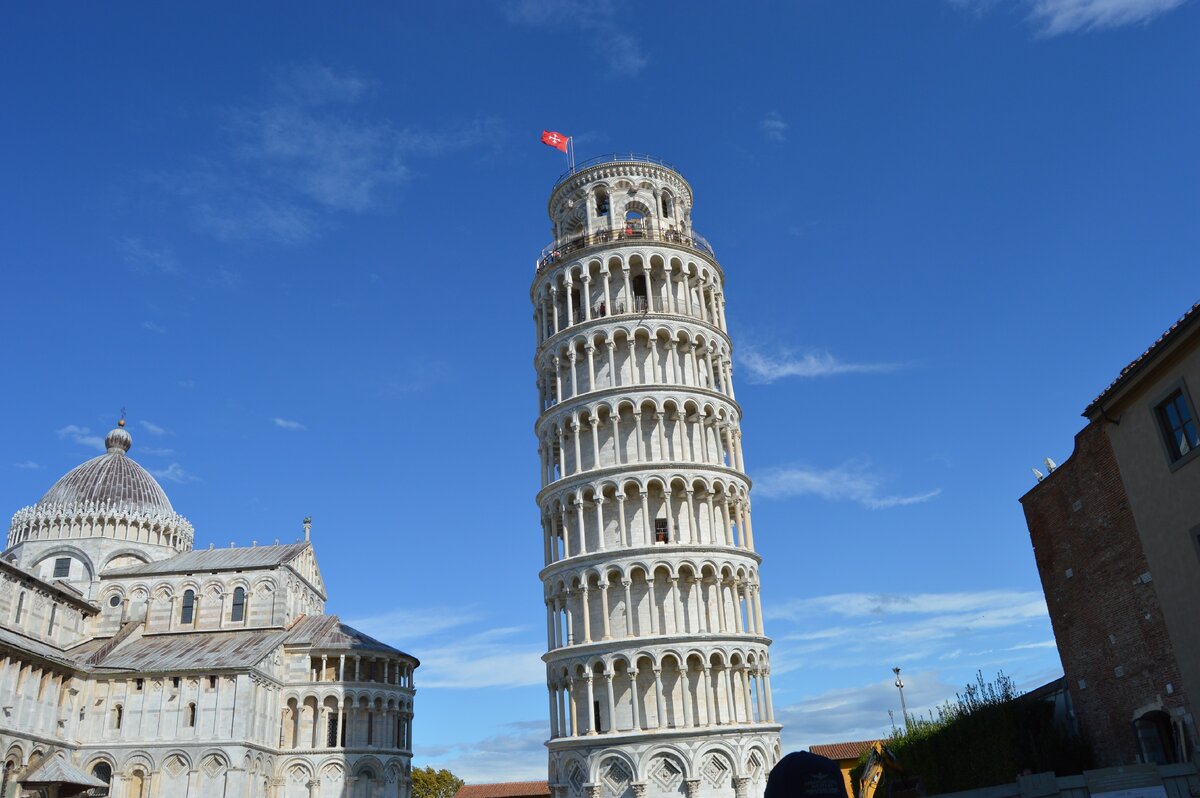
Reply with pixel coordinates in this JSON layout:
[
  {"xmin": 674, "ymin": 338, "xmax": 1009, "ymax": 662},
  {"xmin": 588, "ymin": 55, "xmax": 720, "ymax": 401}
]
[
  {"xmin": 231, "ymin": 586, "xmax": 246, "ymax": 622},
  {"xmin": 181, "ymin": 589, "xmax": 195, "ymax": 624},
  {"xmin": 113, "ymin": 704, "xmax": 123, "ymax": 730},
  {"xmin": 90, "ymin": 762, "xmax": 113, "ymax": 796},
  {"xmin": 1134, "ymin": 710, "xmax": 1179, "ymax": 764}
]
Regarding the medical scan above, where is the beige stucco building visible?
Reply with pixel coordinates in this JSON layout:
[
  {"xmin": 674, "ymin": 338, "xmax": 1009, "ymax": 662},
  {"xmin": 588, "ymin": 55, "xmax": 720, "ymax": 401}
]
[
  {"xmin": 1022, "ymin": 301, "xmax": 1200, "ymax": 765},
  {"xmin": 0, "ymin": 421, "xmax": 418, "ymax": 797}
]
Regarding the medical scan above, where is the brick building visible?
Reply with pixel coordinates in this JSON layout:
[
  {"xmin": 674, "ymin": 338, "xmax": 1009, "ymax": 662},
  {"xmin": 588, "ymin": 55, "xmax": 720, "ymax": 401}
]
[{"xmin": 1021, "ymin": 302, "xmax": 1200, "ymax": 767}]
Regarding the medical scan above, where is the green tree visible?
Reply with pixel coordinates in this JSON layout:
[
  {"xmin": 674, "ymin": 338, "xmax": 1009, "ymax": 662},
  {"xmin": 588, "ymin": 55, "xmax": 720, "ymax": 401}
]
[{"xmin": 412, "ymin": 767, "xmax": 465, "ymax": 798}]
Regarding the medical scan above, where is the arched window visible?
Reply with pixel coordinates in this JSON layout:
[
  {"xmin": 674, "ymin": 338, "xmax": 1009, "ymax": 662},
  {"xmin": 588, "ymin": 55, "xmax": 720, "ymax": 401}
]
[
  {"xmin": 2, "ymin": 761, "xmax": 17, "ymax": 798},
  {"xmin": 180, "ymin": 590, "xmax": 195, "ymax": 625},
  {"xmin": 113, "ymin": 704, "xmax": 123, "ymax": 730},
  {"xmin": 661, "ymin": 192, "xmax": 674, "ymax": 218},
  {"xmin": 14, "ymin": 591, "xmax": 25, "ymax": 624},
  {"xmin": 595, "ymin": 188, "xmax": 609, "ymax": 216},
  {"xmin": 1135, "ymin": 710, "xmax": 1178, "ymax": 764},
  {"xmin": 47, "ymin": 604, "xmax": 57, "ymax": 637},
  {"xmin": 91, "ymin": 762, "xmax": 112, "ymax": 796},
  {"xmin": 231, "ymin": 587, "xmax": 246, "ymax": 623},
  {"xmin": 187, "ymin": 703, "xmax": 197, "ymax": 727}
]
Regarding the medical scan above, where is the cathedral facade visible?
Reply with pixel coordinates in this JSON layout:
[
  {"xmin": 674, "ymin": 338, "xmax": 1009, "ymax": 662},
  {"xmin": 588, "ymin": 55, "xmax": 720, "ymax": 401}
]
[
  {"xmin": 532, "ymin": 155, "xmax": 781, "ymax": 798},
  {"xmin": 0, "ymin": 421, "xmax": 416, "ymax": 797}
]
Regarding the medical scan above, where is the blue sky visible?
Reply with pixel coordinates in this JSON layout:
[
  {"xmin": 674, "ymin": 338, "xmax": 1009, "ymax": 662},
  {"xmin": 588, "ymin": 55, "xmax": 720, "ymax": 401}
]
[{"xmin": 2, "ymin": 0, "xmax": 1198, "ymax": 782}]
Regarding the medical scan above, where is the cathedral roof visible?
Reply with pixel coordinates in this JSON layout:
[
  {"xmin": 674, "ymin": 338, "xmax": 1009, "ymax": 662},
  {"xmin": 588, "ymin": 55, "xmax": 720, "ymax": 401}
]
[
  {"xmin": 287, "ymin": 614, "xmax": 417, "ymax": 661},
  {"xmin": 105, "ymin": 541, "xmax": 311, "ymax": 576},
  {"xmin": 17, "ymin": 751, "xmax": 108, "ymax": 789},
  {"xmin": 36, "ymin": 420, "xmax": 175, "ymax": 517},
  {"xmin": 82, "ymin": 627, "xmax": 293, "ymax": 671}
]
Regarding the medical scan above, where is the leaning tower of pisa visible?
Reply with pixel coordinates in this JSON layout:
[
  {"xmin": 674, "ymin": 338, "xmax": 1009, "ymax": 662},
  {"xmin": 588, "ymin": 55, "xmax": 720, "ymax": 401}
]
[{"xmin": 532, "ymin": 155, "xmax": 781, "ymax": 798}]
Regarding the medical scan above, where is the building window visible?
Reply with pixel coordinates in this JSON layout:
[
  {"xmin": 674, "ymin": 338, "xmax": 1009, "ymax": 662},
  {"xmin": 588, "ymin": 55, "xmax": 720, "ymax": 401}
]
[
  {"xmin": 208, "ymin": 675, "xmax": 218, "ymax": 690},
  {"xmin": 327, "ymin": 713, "xmax": 339, "ymax": 747},
  {"xmin": 53, "ymin": 557, "xmax": 70, "ymax": 578},
  {"xmin": 172, "ymin": 676, "xmax": 181, "ymax": 689},
  {"xmin": 187, "ymin": 703, "xmax": 197, "ymax": 727},
  {"xmin": 14, "ymin": 592, "xmax": 25, "ymax": 624},
  {"xmin": 1157, "ymin": 388, "xmax": 1200, "ymax": 463},
  {"xmin": 181, "ymin": 589, "xmax": 195, "ymax": 624},
  {"xmin": 135, "ymin": 678, "xmax": 144, "ymax": 691},
  {"xmin": 231, "ymin": 587, "xmax": 246, "ymax": 623},
  {"xmin": 654, "ymin": 518, "xmax": 669, "ymax": 543},
  {"xmin": 47, "ymin": 604, "xmax": 57, "ymax": 636},
  {"xmin": 108, "ymin": 594, "xmax": 122, "ymax": 608},
  {"xmin": 113, "ymin": 704, "xmax": 123, "ymax": 730}
]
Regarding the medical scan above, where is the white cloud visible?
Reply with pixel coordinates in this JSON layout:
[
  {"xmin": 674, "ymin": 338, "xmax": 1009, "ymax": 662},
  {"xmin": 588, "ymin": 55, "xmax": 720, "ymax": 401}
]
[
  {"xmin": 770, "ymin": 590, "xmax": 1048, "ymax": 622},
  {"xmin": 139, "ymin": 420, "xmax": 168, "ymax": 436},
  {"xmin": 1028, "ymin": 0, "xmax": 1186, "ymax": 33},
  {"xmin": 419, "ymin": 721, "xmax": 550, "ymax": 783},
  {"xmin": 272, "ymin": 417, "xmax": 307, "ymax": 431},
  {"xmin": 503, "ymin": 0, "xmax": 647, "ymax": 76},
  {"xmin": 949, "ymin": 0, "xmax": 1186, "ymax": 34},
  {"xmin": 764, "ymin": 589, "xmax": 1053, "ymax": 677},
  {"xmin": 761, "ymin": 111, "xmax": 788, "ymax": 143},
  {"xmin": 116, "ymin": 236, "xmax": 180, "ymax": 275},
  {"xmin": 56, "ymin": 425, "xmax": 104, "ymax": 451},
  {"xmin": 755, "ymin": 460, "xmax": 941, "ymax": 509},
  {"xmin": 347, "ymin": 606, "xmax": 485, "ymax": 642},
  {"xmin": 139, "ymin": 446, "xmax": 175, "ymax": 456},
  {"xmin": 739, "ymin": 348, "xmax": 901, "ymax": 383},
  {"xmin": 777, "ymin": 671, "xmax": 959, "ymax": 750},
  {"xmin": 270, "ymin": 63, "xmax": 368, "ymax": 106},
  {"xmin": 13, "ymin": 461, "xmax": 41, "ymax": 470},
  {"xmin": 414, "ymin": 627, "xmax": 545, "ymax": 689},
  {"xmin": 161, "ymin": 65, "xmax": 503, "ymax": 245},
  {"xmin": 141, "ymin": 321, "xmax": 167, "ymax": 334},
  {"xmin": 151, "ymin": 463, "xmax": 199, "ymax": 483}
]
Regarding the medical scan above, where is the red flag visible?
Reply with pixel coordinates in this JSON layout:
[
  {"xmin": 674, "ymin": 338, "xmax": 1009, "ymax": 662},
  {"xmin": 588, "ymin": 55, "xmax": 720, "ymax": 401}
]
[{"xmin": 541, "ymin": 130, "xmax": 569, "ymax": 153}]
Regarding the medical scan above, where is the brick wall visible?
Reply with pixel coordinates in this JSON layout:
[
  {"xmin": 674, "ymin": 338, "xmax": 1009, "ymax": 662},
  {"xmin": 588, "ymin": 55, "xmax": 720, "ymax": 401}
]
[{"xmin": 1021, "ymin": 421, "xmax": 1189, "ymax": 766}]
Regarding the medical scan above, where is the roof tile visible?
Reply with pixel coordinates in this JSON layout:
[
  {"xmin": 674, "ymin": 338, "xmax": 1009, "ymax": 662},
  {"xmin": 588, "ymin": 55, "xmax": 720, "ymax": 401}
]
[
  {"xmin": 809, "ymin": 740, "xmax": 880, "ymax": 761},
  {"xmin": 454, "ymin": 782, "xmax": 550, "ymax": 798}
]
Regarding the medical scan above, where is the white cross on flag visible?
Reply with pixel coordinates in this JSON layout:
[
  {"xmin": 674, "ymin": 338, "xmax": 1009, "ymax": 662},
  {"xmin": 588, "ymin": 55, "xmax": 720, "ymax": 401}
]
[{"xmin": 541, "ymin": 130, "xmax": 569, "ymax": 153}]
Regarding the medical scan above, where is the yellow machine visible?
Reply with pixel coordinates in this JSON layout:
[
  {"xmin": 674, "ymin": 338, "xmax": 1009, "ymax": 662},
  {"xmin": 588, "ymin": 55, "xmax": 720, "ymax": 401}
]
[{"xmin": 856, "ymin": 743, "xmax": 922, "ymax": 798}]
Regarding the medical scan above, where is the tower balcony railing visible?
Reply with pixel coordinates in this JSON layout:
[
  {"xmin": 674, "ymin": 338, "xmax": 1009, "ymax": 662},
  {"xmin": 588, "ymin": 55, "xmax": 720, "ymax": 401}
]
[
  {"xmin": 536, "ymin": 225, "xmax": 715, "ymax": 274},
  {"xmin": 553, "ymin": 153, "xmax": 680, "ymax": 187}
]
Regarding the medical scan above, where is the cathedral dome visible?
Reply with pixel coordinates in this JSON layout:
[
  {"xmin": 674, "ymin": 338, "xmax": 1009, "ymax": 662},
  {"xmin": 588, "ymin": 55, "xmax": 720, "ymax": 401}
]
[{"xmin": 36, "ymin": 421, "xmax": 175, "ymax": 516}]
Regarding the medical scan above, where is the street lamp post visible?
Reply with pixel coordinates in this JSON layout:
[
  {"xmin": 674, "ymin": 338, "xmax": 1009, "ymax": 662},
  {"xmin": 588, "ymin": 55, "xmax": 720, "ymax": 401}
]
[{"xmin": 893, "ymin": 667, "xmax": 910, "ymax": 732}]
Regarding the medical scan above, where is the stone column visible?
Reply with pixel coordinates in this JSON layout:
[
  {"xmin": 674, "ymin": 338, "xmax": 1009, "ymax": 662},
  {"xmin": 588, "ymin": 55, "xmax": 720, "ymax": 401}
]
[
  {"xmin": 584, "ymin": 675, "xmax": 596, "ymax": 735},
  {"xmin": 599, "ymin": 582, "xmax": 612, "ymax": 640},
  {"xmin": 593, "ymin": 496, "xmax": 606, "ymax": 551},
  {"xmin": 615, "ymin": 494, "xmax": 628, "ymax": 546},
  {"xmin": 652, "ymin": 669, "xmax": 666, "ymax": 728},
  {"xmin": 704, "ymin": 668, "xmax": 717, "ymax": 725},
  {"xmin": 580, "ymin": 584, "xmax": 592, "ymax": 644},
  {"xmin": 604, "ymin": 672, "xmax": 616, "ymax": 733}
]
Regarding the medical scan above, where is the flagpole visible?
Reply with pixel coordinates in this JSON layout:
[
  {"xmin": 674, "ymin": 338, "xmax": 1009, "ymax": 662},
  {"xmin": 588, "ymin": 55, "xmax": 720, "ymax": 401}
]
[{"xmin": 568, "ymin": 136, "xmax": 575, "ymax": 173}]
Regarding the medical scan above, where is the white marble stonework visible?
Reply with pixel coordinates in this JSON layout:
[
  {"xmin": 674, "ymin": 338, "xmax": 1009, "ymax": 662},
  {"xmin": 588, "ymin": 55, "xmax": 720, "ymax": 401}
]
[
  {"xmin": 532, "ymin": 156, "xmax": 782, "ymax": 798},
  {"xmin": 0, "ymin": 423, "xmax": 418, "ymax": 798}
]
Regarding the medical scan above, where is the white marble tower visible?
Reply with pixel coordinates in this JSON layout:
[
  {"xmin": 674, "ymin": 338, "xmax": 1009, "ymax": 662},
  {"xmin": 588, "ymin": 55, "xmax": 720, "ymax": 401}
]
[{"xmin": 532, "ymin": 155, "xmax": 781, "ymax": 798}]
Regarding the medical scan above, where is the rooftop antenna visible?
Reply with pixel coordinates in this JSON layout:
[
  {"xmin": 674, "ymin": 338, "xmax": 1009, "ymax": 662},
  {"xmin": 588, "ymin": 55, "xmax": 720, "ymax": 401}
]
[{"xmin": 303, "ymin": 516, "xmax": 312, "ymax": 542}]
